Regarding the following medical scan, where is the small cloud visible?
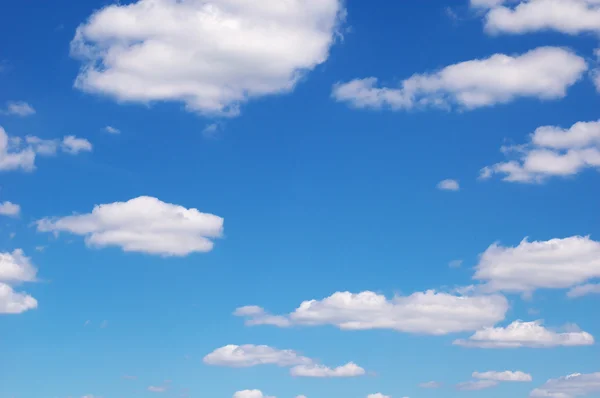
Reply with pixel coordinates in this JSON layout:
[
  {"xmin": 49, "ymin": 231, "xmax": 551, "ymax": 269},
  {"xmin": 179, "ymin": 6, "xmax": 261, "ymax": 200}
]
[
  {"xmin": 449, "ymin": 259, "xmax": 463, "ymax": 268},
  {"xmin": 437, "ymin": 179, "xmax": 460, "ymax": 191},
  {"xmin": 9, "ymin": 232, "xmax": 16, "ymax": 239},
  {"xmin": 84, "ymin": 320, "xmax": 91, "ymax": 327},
  {"xmin": 62, "ymin": 136, "xmax": 93, "ymax": 155},
  {"xmin": 202, "ymin": 123, "xmax": 223, "ymax": 138},
  {"xmin": 100, "ymin": 320, "xmax": 108, "ymax": 328},
  {"xmin": 148, "ymin": 386, "xmax": 167, "ymax": 393},
  {"xmin": 3, "ymin": 101, "xmax": 36, "ymax": 117},
  {"xmin": 104, "ymin": 126, "xmax": 120, "ymax": 134},
  {"xmin": 0, "ymin": 201, "xmax": 21, "ymax": 217},
  {"xmin": 35, "ymin": 246, "xmax": 46, "ymax": 252},
  {"xmin": 419, "ymin": 381, "xmax": 442, "ymax": 389}
]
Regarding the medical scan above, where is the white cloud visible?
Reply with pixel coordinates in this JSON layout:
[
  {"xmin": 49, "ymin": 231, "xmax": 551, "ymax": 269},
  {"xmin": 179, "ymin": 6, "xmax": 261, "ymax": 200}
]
[
  {"xmin": 203, "ymin": 123, "xmax": 221, "ymax": 138},
  {"xmin": 0, "ymin": 127, "xmax": 36, "ymax": 171},
  {"xmin": 25, "ymin": 136, "xmax": 58, "ymax": 156},
  {"xmin": 0, "ymin": 282, "xmax": 38, "ymax": 314},
  {"xmin": 203, "ymin": 344, "xmax": 312, "ymax": 367},
  {"xmin": 449, "ymin": 259, "xmax": 464, "ymax": 268},
  {"xmin": 0, "ymin": 249, "xmax": 37, "ymax": 283},
  {"xmin": 332, "ymin": 47, "xmax": 586, "ymax": 111},
  {"xmin": 105, "ymin": 126, "xmax": 120, "ymax": 134},
  {"xmin": 62, "ymin": 136, "xmax": 93, "ymax": 154},
  {"xmin": 290, "ymin": 362, "xmax": 365, "ymax": 378},
  {"xmin": 530, "ymin": 372, "xmax": 600, "ymax": 398},
  {"xmin": 482, "ymin": 120, "xmax": 600, "ymax": 182},
  {"xmin": 473, "ymin": 370, "xmax": 533, "ymax": 382},
  {"xmin": 71, "ymin": 0, "xmax": 345, "ymax": 116},
  {"xmin": 437, "ymin": 179, "xmax": 460, "ymax": 191},
  {"xmin": 36, "ymin": 196, "xmax": 224, "ymax": 256},
  {"xmin": 235, "ymin": 290, "xmax": 508, "ymax": 335},
  {"xmin": 419, "ymin": 381, "xmax": 443, "ymax": 389},
  {"xmin": 476, "ymin": 0, "xmax": 600, "ymax": 35},
  {"xmin": 148, "ymin": 386, "xmax": 166, "ymax": 393},
  {"xmin": 367, "ymin": 394, "xmax": 391, "ymax": 398},
  {"xmin": 0, "ymin": 201, "xmax": 20, "ymax": 217},
  {"xmin": 233, "ymin": 390, "xmax": 275, "ymax": 398},
  {"xmin": 2, "ymin": 101, "xmax": 36, "ymax": 116},
  {"xmin": 473, "ymin": 236, "xmax": 600, "ymax": 295},
  {"xmin": 454, "ymin": 320, "xmax": 594, "ymax": 348},
  {"xmin": 456, "ymin": 380, "xmax": 499, "ymax": 391},
  {"xmin": 567, "ymin": 283, "xmax": 600, "ymax": 298}
]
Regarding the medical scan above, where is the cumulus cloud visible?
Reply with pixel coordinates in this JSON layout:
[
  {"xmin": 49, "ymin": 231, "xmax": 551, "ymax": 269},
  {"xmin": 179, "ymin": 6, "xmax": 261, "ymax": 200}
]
[
  {"xmin": 71, "ymin": 0, "xmax": 345, "ymax": 116},
  {"xmin": 367, "ymin": 394, "xmax": 391, "ymax": 398},
  {"xmin": 2, "ymin": 101, "xmax": 36, "ymax": 116},
  {"xmin": 36, "ymin": 196, "xmax": 224, "ymax": 256},
  {"xmin": 0, "ymin": 249, "xmax": 38, "ymax": 283},
  {"xmin": 105, "ymin": 126, "xmax": 120, "ymax": 134},
  {"xmin": 233, "ymin": 390, "xmax": 275, "ymax": 398},
  {"xmin": 0, "ymin": 201, "xmax": 20, "ymax": 217},
  {"xmin": 530, "ymin": 372, "xmax": 600, "ymax": 398},
  {"xmin": 473, "ymin": 236, "xmax": 600, "ymax": 295},
  {"xmin": 567, "ymin": 283, "xmax": 600, "ymax": 298},
  {"xmin": 437, "ymin": 179, "xmax": 460, "ymax": 191},
  {"xmin": 62, "ymin": 136, "xmax": 93, "ymax": 154},
  {"xmin": 473, "ymin": 0, "xmax": 600, "ymax": 35},
  {"xmin": 235, "ymin": 290, "xmax": 508, "ymax": 335},
  {"xmin": 456, "ymin": 380, "xmax": 499, "ymax": 391},
  {"xmin": 0, "ymin": 282, "xmax": 38, "ymax": 314},
  {"xmin": 473, "ymin": 370, "xmax": 533, "ymax": 382},
  {"xmin": 203, "ymin": 344, "xmax": 312, "ymax": 367},
  {"xmin": 481, "ymin": 120, "xmax": 600, "ymax": 182},
  {"xmin": 290, "ymin": 362, "xmax": 366, "ymax": 378},
  {"xmin": 332, "ymin": 47, "xmax": 586, "ymax": 111},
  {"xmin": 454, "ymin": 320, "xmax": 594, "ymax": 348}
]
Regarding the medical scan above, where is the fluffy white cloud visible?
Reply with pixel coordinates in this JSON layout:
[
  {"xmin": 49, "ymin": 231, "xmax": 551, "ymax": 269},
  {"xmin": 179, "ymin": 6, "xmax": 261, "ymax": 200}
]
[
  {"xmin": 0, "ymin": 201, "xmax": 20, "ymax": 217},
  {"xmin": 567, "ymin": 283, "xmax": 600, "ymax": 298},
  {"xmin": 0, "ymin": 282, "xmax": 38, "ymax": 314},
  {"xmin": 332, "ymin": 47, "xmax": 586, "ymax": 111},
  {"xmin": 290, "ymin": 362, "xmax": 365, "ymax": 378},
  {"xmin": 530, "ymin": 372, "xmax": 600, "ymax": 398},
  {"xmin": 482, "ymin": 120, "xmax": 600, "ymax": 182},
  {"xmin": 0, "ymin": 249, "xmax": 37, "ymax": 283},
  {"xmin": 235, "ymin": 290, "xmax": 508, "ymax": 335},
  {"xmin": 437, "ymin": 179, "xmax": 460, "ymax": 191},
  {"xmin": 62, "ymin": 136, "xmax": 93, "ymax": 154},
  {"xmin": 473, "ymin": 236, "xmax": 600, "ymax": 294},
  {"xmin": 454, "ymin": 320, "xmax": 594, "ymax": 348},
  {"xmin": 473, "ymin": 370, "xmax": 533, "ymax": 382},
  {"xmin": 105, "ymin": 126, "xmax": 120, "ymax": 134},
  {"xmin": 367, "ymin": 394, "xmax": 391, "ymax": 398},
  {"xmin": 2, "ymin": 101, "xmax": 36, "ymax": 116},
  {"xmin": 475, "ymin": 0, "xmax": 600, "ymax": 35},
  {"xmin": 203, "ymin": 344, "xmax": 312, "ymax": 367},
  {"xmin": 233, "ymin": 390, "xmax": 275, "ymax": 398},
  {"xmin": 36, "ymin": 196, "xmax": 224, "ymax": 256},
  {"xmin": 71, "ymin": 0, "xmax": 345, "ymax": 116},
  {"xmin": 456, "ymin": 380, "xmax": 499, "ymax": 391}
]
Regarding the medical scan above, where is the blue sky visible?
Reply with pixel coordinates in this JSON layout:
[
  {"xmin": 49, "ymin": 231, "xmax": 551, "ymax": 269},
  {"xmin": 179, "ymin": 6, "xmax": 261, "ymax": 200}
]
[{"xmin": 1, "ymin": 1, "xmax": 600, "ymax": 398}]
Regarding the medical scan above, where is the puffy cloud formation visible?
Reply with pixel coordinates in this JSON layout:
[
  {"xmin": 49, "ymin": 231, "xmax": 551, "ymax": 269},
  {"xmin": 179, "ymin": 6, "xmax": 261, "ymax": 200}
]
[
  {"xmin": 530, "ymin": 372, "xmax": 600, "ymax": 398},
  {"xmin": 203, "ymin": 344, "xmax": 312, "ymax": 367},
  {"xmin": 481, "ymin": 120, "xmax": 600, "ymax": 183},
  {"xmin": 437, "ymin": 179, "xmax": 460, "ymax": 191},
  {"xmin": 473, "ymin": 236, "xmax": 600, "ymax": 295},
  {"xmin": 0, "ymin": 201, "xmax": 20, "ymax": 217},
  {"xmin": 233, "ymin": 390, "xmax": 275, "ymax": 398},
  {"xmin": 290, "ymin": 362, "xmax": 366, "ymax": 378},
  {"xmin": 332, "ymin": 47, "xmax": 586, "ymax": 111},
  {"xmin": 472, "ymin": 0, "xmax": 600, "ymax": 35},
  {"xmin": 0, "ymin": 249, "xmax": 38, "ymax": 315},
  {"xmin": 71, "ymin": 0, "xmax": 345, "ymax": 116},
  {"xmin": 2, "ymin": 101, "xmax": 35, "ymax": 116},
  {"xmin": 37, "ymin": 196, "xmax": 224, "ymax": 256},
  {"xmin": 473, "ymin": 370, "xmax": 533, "ymax": 382},
  {"xmin": 454, "ymin": 320, "xmax": 594, "ymax": 348},
  {"xmin": 62, "ymin": 135, "xmax": 93, "ymax": 154},
  {"xmin": 456, "ymin": 380, "xmax": 499, "ymax": 391},
  {"xmin": 0, "ymin": 282, "xmax": 37, "ymax": 314},
  {"xmin": 235, "ymin": 290, "xmax": 508, "ymax": 335},
  {"xmin": 367, "ymin": 394, "xmax": 391, "ymax": 398}
]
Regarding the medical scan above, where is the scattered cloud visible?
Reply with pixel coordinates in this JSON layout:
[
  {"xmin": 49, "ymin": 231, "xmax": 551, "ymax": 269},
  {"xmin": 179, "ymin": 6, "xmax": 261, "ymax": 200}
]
[
  {"xmin": 36, "ymin": 196, "xmax": 224, "ymax": 256},
  {"xmin": 473, "ymin": 370, "xmax": 533, "ymax": 382},
  {"xmin": 473, "ymin": 0, "xmax": 600, "ymax": 35},
  {"xmin": 2, "ymin": 101, "xmax": 36, "ymax": 117},
  {"xmin": 235, "ymin": 290, "xmax": 508, "ymax": 335},
  {"xmin": 367, "ymin": 394, "xmax": 390, "ymax": 398},
  {"xmin": 0, "ymin": 249, "xmax": 38, "ymax": 283},
  {"xmin": 71, "ymin": 0, "xmax": 345, "ymax": 116},
  {"xmin": 0, "ymin": 201, "xmax": 20, "ymax": 217},
  {"xmin": 419, "ymin": 381, "xmax": 443, "ymax": 389},
  {"xmin": 456, "ymin": 380, "xmax": 499, "ymax": 391},
  {"xmin": 148, "ymin": 386, "xmax": 167, "ymax": 393},
  {"xmin": 104, "ymin": 126, "xmax": 120, "ymax": 134},
  {"xmin": 203, "ymin": 344, "xmax": 312, "ymax": 368},
  {"xmin": 0, "ymin": 282, "xmax": 38, "ymax": 314},
  {"xmin": 454, "ymin": 320, "xmax": 594, "ymax": 348},
  {"xmin": 233, "ymin": 390, "xmax": 275, "ymax": 398},
  {"xmin": 332, "ymin": 47, "xmax": 586, "ymax": 111},
  {"xmin": 530, "ymin": 372, "xmax": 600, "ymax": 398},
  {"xmin": 568, "ymin": 283, "xmax": 600, "ymax": 298},
  {"xmin": 0, "ymin": 127, "xmax": 36, "ymax": 171},
  {"xmin": 437, "ymin": 179, "xmax": 460, "ymax": 191},
  {"xmin": 473, "ymin": 236, "xmax": 600, "ymax": 295},
  {"xmin": 62, "ymin": 136, "xmax": 93, "ymax": 154},
  {"xmin": 290, "ymin": 362, "xmax": 366, "ymax": 378},
  {"xmin": 481, "ymin": 120, "xmax": 600, "ymax": 183},
  {"xmin": 449, "ymin": 259, "xmax": 463, "ymax": 268},
  {"xmin": 203, "ymin": 123, "xmax": 221, "ymax": 138}
]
